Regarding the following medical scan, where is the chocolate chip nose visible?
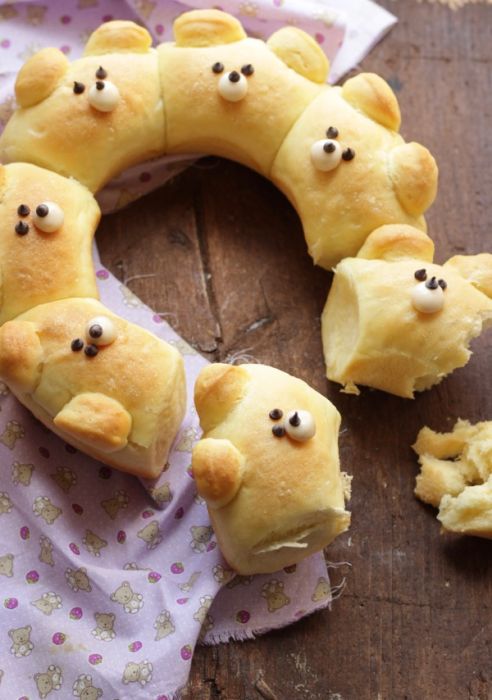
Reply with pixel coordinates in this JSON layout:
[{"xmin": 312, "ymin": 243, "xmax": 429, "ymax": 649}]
[{"xmin": 228, "ymin": 71, "xmax": 241, "ymax": 83}]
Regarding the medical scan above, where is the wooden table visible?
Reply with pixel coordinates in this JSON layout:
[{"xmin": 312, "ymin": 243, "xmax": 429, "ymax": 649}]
[{"xmin": 97, "ymin": 2, "xmax": 492, "ymax": 697}]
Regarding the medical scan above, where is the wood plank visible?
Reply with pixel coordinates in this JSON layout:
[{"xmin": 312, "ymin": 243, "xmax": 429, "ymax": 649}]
[{"xmin": 98, "ymin": 2, "xmax": 492, "ymax": 697}]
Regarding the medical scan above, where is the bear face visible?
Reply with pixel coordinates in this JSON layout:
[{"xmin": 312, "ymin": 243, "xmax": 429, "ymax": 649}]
[
  {"xmin": 191, "ymin": 363, "xmax": 351, "ymax": 574},
  {"xmin": 0, "ymin": 297, "xmax": 186, "ymax": 478},
  {"xmin": 137, "ymin": 521, "xmax": 162, "ymax": 549},
  {"xmin": 0, "ymin": 23, "xmax": 165, "ymax": 192},
  {"xmin": 0, "ymin": 163, "xmax": 99, "ymax": 325},
  {"xmin": 322, "ymin": 225, "xmax": 492, "ymax": 398},
  {"xmin": 271, "ymin": 76, "xmax": 438, "ymax": 269},
  {"xmin": 261, "ymin": 579, "xmax": 290, "ymax": 613},
  {"xmin": 65, "ymin": 567, "xmax": 92, "ymax": 592},
  {"xmin": 83, "ymin": 530, "xmax": 108, "ymax": 557}
]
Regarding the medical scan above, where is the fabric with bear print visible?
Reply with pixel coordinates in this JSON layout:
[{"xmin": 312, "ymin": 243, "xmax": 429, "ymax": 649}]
[{"xmin": 0, "ymin": 0, "xmax": 390, "ymax": 696}]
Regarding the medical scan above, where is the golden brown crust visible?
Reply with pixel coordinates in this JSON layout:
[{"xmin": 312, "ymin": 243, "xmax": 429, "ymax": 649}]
[
  {"xmin": 174, "ymin": 9, "xmax": 246, "ymax": 47},
  {"xmin": 0, "ymin": 163, "xmax": 100, "ymax": 324},
  {"xmin": 193, "ymin": 363, "xmax": 350, "ymax": 574},
  {"xmin": 342, "ymin": 73, "xmax": 401, "ymax": 132},
  {"xmin": 356, "ymin": 224, "xmax": 434, "ymax": 262},
  {"xmin": 84, "ymin": 20, "xmax": 152, "ymax": 55},
  {"xmin": 0, "ymin": 320, "xmax": 42, "ymax": 393},
  {"xmin": 54, "ymin": 393, "xmax": 132, "ymax": 452},
  {"xmin": 194, "ymin": 363, "xmax": 249, "ymax": 433},
  {"xmin": 267, "ymin": 27, "xmax": 329, "ymax": 83},
  {"xmin": 192, "ymin": 438, "xmax": 244, "ymax": 508},
  {"xmin": 15, "ymin": 48, "xmax": 69, "ymax": 108},
  {"xmin": 390, "ymin": 142, "xmax": 438, "ymax": 217}
]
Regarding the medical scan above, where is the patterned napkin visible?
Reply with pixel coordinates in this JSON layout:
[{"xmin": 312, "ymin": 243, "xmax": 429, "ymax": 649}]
[{"xmin": 0, "ymin": 1, "xmax": 395, "ymax": 698}]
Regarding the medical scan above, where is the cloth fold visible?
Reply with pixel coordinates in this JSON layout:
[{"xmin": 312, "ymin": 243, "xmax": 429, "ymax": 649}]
[{"xmin": 0, "ymin": 1, "xmax": 396, "ymax": 697}]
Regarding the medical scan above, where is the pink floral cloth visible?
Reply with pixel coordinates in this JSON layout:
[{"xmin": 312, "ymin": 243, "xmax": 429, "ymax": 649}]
[{"xmin": 0, "ymin": 1, "xmax": 394, "ymax": 698}]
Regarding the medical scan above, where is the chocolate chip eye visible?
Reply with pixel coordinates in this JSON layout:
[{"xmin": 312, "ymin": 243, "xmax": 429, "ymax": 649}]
[
  {"xmin": 414, "ymin": 268, "xmax": 427, "ymax": 282},
  {"xmin": 212, "ymin": 62, "xmax": 224, "ymax": 74},
  {"xmin": 73, "ymin": 81, "xmax": 85, "ymax": 95},
  {"xmin": 285, "ymin": 410, "xmax": 316, "ymax": 442},
  {"xmin": 326, "ymin": 126, "xmax": 339, "ymax": 139},
  {"xmin": 85, "ymin": 316, "xmax": 117, "ymax": 346},
  {"xmin": 95, "ymin": 81, "xmax": 105, "ymax": 91},
  {"xmin": 241, "ymin": 64, "xmax": 254, "ymax": 76},
  {"xmin": 438, "ymin": 278, "xmax": 447, "ymax": 290},
  {"xmin": 311, "ymin": 139, "xmax": 342, "ymax": 172},
  {"xmin": 71, "ymin": 338, "xmax": 84, "ymax": 352},
  {"xmin": 33, "ymin": 202, "xmax": 64, "ymax": 233},
  {"xmin": 95, "ymin": 66, "xmax": 107, "ymax": 79},
  {"xmin": 17, "ymin": 204, "xmax": 30, "ymax": 217},
  {"xmin": 342, "ymin": 147, "xmax": 356, "ymax": 161},
  {"xmin": 272, "ymin": 425, "xmax": 286, "ymax": 438},
  {"xmin": 269, "ymin": 408, "xmax": 283, "ymax": 421}
]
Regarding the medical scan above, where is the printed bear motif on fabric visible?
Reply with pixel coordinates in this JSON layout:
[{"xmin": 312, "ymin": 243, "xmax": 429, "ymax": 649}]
[
  {"xmin": 0, "ymin": 421, "xmax": 24, "ymax": 449},
  {"xmin": 65, "ymin": 567, "xmax": 92, "ymax": 593},
  {"xmin": 137, "ymin": 520, "xmax": 162, "ymax": 550},
  {"xmin": 122, "ymin": 660, "xmax": 153, "ymax": 686},
  {"xmin": 39, "ymin": 536, "xmax": 54, "ymax": 566},
  {"xmin": 33, "ymin": 496, "xmax": 62, "ymax": 524},
  {"xmin": 9, "ymin": 625, "xmax": 33, "ymax": 657},
  {"xmin": 0, "ymin": 553, "xmax": 14, "ymax": 577},
  {"xmin": 261, "ymin": 580, "xmax": 291, "ymax": 613},
  {"xmin": 32, "ymin": 591, "xmax": 62, "ymax": 615},
  {"xmin": 50, "ymin": 466, "xmax": 77, "ymax": 493},
  {"xmin": 92, "ymin": 612, "xmax": 116, "ymax": 641},
  {"xmin": 83, "ymin": 529, "xmax": 108, "ymax": 557},
  {"xmin": 72, "ymin": 673, "xmax": 103, "ymax": 700},
  {"xmin": 190, "ymin": 525, "xmax": 214, "ymax": 552},
  {"xmin": 34, "ymin": 665, "xmax": 62, "ymax": 698},
  {"xmin": 311, "ymin": 576, "xmax": 330, "ymax": 602},
  {"xmin": 154, "ymin": 610, "xmax": 175, "ymax": 641},
  {"xmin": 110, "ymin": 581, "xmax": 143, "ymax": 614},
  {"xmin": 101, "ymin": 489, "xmax": 128, "ymax": 519},
  {"xmin": 12, "ymin": 461, "xmax": 34, "ymax": 486},
  {"xmin": 0, "ymin": 491, "xmax": 13, "ymax": 515}
]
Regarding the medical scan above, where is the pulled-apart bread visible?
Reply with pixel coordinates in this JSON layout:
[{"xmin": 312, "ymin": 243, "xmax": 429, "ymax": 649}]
[
  {"xmin": 322, "ymin": 225, "xmax": 492, "ymax": 398},
  {"xmin": 191, "ymin": 363, "xmax": 351, "ymax": 574},
  {"xmin": 413, "ymin": 420, "xmax": 492, "ymax": 539}
]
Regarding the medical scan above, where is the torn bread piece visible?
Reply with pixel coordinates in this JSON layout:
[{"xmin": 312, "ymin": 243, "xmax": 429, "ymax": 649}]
[{"xmin": 413, "ymin": 420, "xmax": 492, "ymax": 538}]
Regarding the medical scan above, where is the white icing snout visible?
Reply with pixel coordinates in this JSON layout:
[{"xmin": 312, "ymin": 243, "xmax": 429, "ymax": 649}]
[
  {"xmin": 218, "ymin": 71, "xmax": 248, "ymax": 102},
  {"xmin": 33, "ymin": 202, "xmax": 64, "ymax": 233},
  {"xmin": 411, "ymin": 280, "xmax": 445, "ymax": 314},
  {"xmin": 285, "ymin": 410, "xmax": 316, "ymax": 442},
  {"xmin": 310, "ymin": 139, "xmax": 342, "ymax": 172},
  {"xmin": 88, "ymin": 80, "xmax": 120, "ymax": 112},
  {"xmin": 86, "ymin": 316, "xmax": 117, "ymax": 346}
]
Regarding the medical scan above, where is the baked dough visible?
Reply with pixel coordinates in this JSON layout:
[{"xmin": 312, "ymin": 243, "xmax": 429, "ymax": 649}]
[
  {"xmin": 0, "ymin": 10, "xmax": 438, "ymax": 268},
  {"xmin": 322, "ymin": 225, "xmax": 492, "ymax": 398},
  {"xmin": 0, "ymin": 163, "xmax": 100, "ymax": 324},
  {"xmin": 413, "ymin": 420, "xmax": 492, "ymax": 539},
  {"xmin": 0, "ymin": 298, "xmax": 186, "ymax": 478},
  {"xmin": 191, "ymin": 363, "xmax": 351, "ymax": 574}
]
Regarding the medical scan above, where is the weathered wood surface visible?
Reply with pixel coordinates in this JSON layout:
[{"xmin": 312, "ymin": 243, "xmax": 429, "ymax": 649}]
[{"xmin": 97, "ymin": 2, "xmax": 492, "ymax": 698}]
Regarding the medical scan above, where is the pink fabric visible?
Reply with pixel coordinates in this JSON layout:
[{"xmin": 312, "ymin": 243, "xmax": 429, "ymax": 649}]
[{"xmin": 0, "ymin": 1, "xmax": 394, "ymax": 697}]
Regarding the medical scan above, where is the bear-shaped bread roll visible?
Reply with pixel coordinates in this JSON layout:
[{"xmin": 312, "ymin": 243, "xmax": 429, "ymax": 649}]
[
  {"xmin": 322, "ymin": 225, "xmax": 492, "ymax": 398},
  {"xmin": 0, "ymin": 298, "xmax": 186, "ymax": 477},
  {"xmin": 413, "ymin": 420, "xmax": 492, "ymax": 539},
  {"xmin": 0, "ymin": 22, "xmax": 165, "ymax": 193},
  {"xmin": 0, "ymin": 163, "xmax": 100, "ymax": 324},
  {"xmin": 191, "ymin": 363, "xmax": 351, "ymax": 574},
  {"xmin": 0, "ymin": 9, "xmax": 438, "ymax": 268}
]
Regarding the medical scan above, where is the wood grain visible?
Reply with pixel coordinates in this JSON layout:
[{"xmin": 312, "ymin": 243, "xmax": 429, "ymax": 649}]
[{"xmin": 97, "ymin": 2, "xmax": 492, "ymax": 698}]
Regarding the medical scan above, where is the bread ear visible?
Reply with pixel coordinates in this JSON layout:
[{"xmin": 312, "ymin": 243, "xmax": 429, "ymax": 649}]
[
  {"xmin": 15, "ymin": 48, "xmax": 69, "ymax": 108},
  {"xmin": 267, "ymin": 27, "xmax": 329, "ymax": 83},
  {"xmin": 357, "ymin": 225, "xmax": 434, "ymax": 262},
  {"xmin": 0, "ymin": 320, "xmax": 43, "ymax": 393},
  {"xmin": 194, "ymin": 363, "xmax": 249, "ymax": 433},
  {"xmin": 84, "ymin": 20, "xmax": 152, "ymax": 55},
  {"xmin": 390, "ymin": 143, "xmax": 438, "ymax": 216},
  {"xmin": 173, "ymin": 9, "xmax": 246, "ymax": 47},
  {"xmin": 192, "ymin": 437, "xmax": 244, "ymax": 509},
  {"xmin": 342, "ymin": 73, "xmax": 401, "ymax": 131}
]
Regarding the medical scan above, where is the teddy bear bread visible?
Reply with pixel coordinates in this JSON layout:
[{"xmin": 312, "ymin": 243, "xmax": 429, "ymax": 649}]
[
  {"xmin": 191, "ymin": 363, "xmax": 351, "ymax": 574},
  {"xmin": 321, "ymin": 224, "xmax": 492, "ymax": 398},
  {"xmin": 0, "ymin": 162, "xmax": 100, "ymax": 324},
  {"xmin": 0, "ymin": 9, "xmax": 438, "ymax": 269},
  {"xmin": 0, "ymin": 297, "xmax": 186, "ymax": 478},
  {"xmin": 413, "ymin": 420, "xmax": 492, "ymax": 539}
]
